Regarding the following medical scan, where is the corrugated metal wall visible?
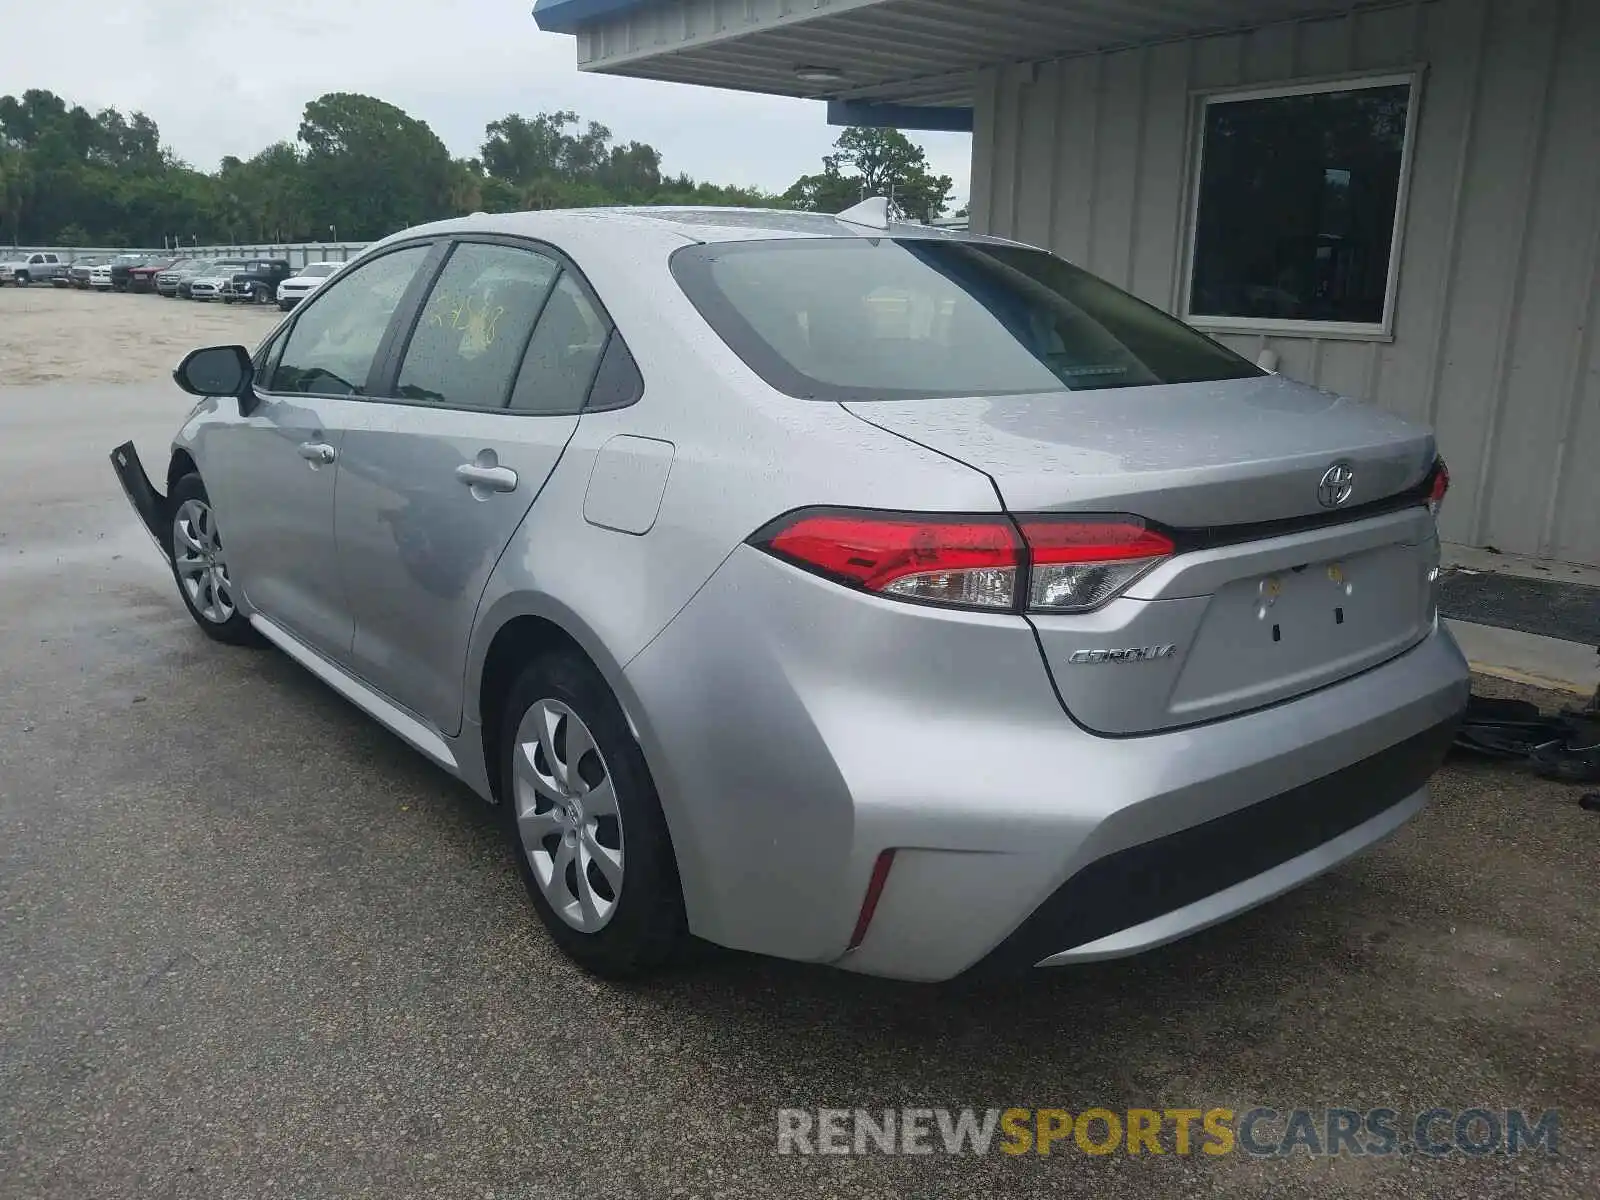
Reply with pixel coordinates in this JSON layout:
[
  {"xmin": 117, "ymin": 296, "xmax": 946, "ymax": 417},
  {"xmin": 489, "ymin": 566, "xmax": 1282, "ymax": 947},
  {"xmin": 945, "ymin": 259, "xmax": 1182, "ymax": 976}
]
[{"xmin": 970, "ymin": 0, "xmax": 1600, "ymax": 566}]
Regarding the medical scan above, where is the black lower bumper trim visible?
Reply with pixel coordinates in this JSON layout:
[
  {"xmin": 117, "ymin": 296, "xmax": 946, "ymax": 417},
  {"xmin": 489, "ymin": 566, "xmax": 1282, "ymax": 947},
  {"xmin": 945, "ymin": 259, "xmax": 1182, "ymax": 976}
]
[
  {"xmin": 110, "ymin": 441, "xmax": 170, "ymax": 555},
  {"xmin": 973, "ymin": 713, "xmax": 1462, "ymax": 975}
]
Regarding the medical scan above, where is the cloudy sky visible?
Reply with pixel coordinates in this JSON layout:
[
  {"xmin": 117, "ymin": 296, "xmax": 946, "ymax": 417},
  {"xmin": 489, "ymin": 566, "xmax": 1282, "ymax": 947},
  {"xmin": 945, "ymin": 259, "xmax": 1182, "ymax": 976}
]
[{"xmin": 2, "ymin": 0, "xmax": 972, "ymax": 202}]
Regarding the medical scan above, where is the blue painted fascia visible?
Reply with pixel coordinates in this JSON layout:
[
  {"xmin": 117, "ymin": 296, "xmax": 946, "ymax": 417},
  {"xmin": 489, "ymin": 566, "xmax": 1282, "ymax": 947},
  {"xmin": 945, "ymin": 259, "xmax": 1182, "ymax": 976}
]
[{"xmin": 533, "ymin": 0, "xmax": 656, "ymax": 35}]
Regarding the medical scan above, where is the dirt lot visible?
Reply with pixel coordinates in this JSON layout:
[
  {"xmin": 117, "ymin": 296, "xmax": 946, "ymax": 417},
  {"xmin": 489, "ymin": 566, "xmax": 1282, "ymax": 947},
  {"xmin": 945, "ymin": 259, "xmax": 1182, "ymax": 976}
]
[
  {"xmin": 0, "ymin": 298, "xmax": 1596, "ymax": 1197},
  {"xmin": 0, "ymin": 283, "xmax": 279, "ymax": 386}
]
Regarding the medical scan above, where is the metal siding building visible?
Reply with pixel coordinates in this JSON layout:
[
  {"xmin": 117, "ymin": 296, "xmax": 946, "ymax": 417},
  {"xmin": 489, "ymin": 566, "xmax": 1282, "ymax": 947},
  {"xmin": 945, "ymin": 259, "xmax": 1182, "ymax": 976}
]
[{"xmin": 538, "ymin": 0, "xmax": 1600, "ymax": 567}]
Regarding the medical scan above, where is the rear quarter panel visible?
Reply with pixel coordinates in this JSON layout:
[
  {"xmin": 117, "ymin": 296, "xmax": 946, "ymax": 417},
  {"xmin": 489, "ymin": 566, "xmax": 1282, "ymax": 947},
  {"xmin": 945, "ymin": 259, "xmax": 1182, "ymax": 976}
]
[{"xmin": 462, "ymin": 231, "xmax": 1002, "ymax": 918}]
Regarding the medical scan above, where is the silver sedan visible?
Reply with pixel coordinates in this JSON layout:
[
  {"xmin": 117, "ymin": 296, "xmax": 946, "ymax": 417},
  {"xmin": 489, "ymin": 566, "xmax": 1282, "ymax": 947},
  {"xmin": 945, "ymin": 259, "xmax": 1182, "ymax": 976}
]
[{"xmin": 110, "ymin": 204, "xmax": 1468, "ymax": 981}]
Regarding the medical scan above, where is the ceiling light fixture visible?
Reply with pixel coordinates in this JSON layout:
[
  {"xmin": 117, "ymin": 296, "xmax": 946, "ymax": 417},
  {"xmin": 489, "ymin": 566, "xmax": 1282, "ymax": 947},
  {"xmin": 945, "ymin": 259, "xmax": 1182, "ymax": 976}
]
[{"xmin": 794, "ymin": 65, "xmax": 847, "ymax": 86}]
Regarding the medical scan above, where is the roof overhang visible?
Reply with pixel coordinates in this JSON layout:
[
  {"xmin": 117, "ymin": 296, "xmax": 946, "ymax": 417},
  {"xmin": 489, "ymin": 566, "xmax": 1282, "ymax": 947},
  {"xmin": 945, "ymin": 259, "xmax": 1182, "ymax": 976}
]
[{"xmin": 535, "ymin": 0, "xmax": 1379, "ymax": 123}]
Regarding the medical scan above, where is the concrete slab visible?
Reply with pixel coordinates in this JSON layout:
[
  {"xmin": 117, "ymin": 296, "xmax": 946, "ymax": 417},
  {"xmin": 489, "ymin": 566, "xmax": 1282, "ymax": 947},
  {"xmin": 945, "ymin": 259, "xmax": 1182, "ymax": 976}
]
[
  {"xmin": 1447, "ymin": 618, "xmax": 1600, "ymax": 696},
  {"xmin": 1442, "ymin": 541, "xmax": 1600, "ymax": 587}
]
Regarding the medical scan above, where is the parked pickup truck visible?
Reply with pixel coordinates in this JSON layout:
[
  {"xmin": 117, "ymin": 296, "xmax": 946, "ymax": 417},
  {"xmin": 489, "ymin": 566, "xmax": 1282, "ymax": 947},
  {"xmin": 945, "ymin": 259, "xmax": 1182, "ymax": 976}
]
[
  {"xmin": 126, "ymin": 259, "xmax": 179, "ymax": 293},
  {"xmin": 219, "ymin": 259, "xmax": 293, "ymax": 304},
  {"xmin": 0, "ymin": 252, "xmax": 68, "ymax": 286}
]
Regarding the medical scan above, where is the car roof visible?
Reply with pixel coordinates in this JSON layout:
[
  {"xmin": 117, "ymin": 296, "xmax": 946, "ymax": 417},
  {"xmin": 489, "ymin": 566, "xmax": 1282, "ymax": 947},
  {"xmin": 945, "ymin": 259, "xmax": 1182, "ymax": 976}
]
[{"xmin": 389, "ymin": 206, "xmax": 1002, "ymax": 254}]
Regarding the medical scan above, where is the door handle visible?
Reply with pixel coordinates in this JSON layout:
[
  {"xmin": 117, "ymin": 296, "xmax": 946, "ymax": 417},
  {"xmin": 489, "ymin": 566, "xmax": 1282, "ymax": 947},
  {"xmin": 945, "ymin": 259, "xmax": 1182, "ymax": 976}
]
[
  {"xmin": 455, "ymin": 463, "xmax": 519, "ymax": 493},
  {"xmin": 297, "ymin": 441, "xmax": 336, "ymax": 465}
]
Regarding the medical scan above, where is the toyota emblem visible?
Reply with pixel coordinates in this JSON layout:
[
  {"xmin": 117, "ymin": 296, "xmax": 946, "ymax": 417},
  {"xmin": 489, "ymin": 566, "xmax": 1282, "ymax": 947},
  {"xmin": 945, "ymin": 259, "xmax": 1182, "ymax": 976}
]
[{"xmin": 1317, "ymin": 462, "xmax": 1356, "ymax": 508}]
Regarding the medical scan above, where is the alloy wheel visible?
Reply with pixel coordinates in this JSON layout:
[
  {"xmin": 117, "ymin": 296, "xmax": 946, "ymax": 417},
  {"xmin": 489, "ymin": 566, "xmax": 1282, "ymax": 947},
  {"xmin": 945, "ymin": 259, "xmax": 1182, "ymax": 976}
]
[
  {"xmin": 511, "ymin": 699, "xmax": 624, "ymax": 932},
  {"xmin": 172, "ymin": 498, "xmax": 236, "ymax": 624}
]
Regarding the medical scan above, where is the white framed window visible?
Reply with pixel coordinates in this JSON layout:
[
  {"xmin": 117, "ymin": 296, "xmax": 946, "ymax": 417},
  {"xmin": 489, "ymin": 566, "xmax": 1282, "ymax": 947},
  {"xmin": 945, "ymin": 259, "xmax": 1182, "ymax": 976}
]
[{"xmin": 1182, "ymin": 71, "xmax": 1422, "ymax": 340}]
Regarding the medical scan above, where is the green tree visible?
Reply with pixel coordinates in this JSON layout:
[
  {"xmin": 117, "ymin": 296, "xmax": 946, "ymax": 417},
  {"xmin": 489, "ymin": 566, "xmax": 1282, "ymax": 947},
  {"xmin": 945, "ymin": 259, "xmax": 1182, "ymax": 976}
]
[
  {"xmin": 784, "ymin": 126, "xmax": 953, "ymax": 222},
  {"xmin": 0, "ymin": 145, "xmax": 34, "ymax": 244},
  {"xmin": 0, "ymin": 88, "xmax": 781, "ymax": 245},
  {"xmin": 217, "ymin": 142, "xmax": 307, "ymax": 241},
  {"xmin": 298, "ymin": 93, "xmax": 455, "ymax": 239},
  {"xmin": 482, "ymin": 111, "xmax": 579, "ymax": 184}
]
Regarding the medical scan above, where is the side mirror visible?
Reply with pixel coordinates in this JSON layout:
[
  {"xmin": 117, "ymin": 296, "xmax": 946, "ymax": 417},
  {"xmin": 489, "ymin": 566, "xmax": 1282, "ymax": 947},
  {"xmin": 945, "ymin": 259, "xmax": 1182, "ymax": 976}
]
[{"xmin": 174, "ymin": 344, "xmax": 254, "ymax": 399}]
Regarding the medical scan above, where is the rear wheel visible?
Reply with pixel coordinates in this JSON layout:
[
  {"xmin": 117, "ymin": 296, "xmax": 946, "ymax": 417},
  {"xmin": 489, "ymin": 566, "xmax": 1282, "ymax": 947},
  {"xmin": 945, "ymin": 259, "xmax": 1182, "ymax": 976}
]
[
  {"xmin": 167, "ymin": 473, "xmax": 258, "ymax": 645},
  {"xmin": 499, "ymin": 650, "xmax": 684, "ymax": 977}
]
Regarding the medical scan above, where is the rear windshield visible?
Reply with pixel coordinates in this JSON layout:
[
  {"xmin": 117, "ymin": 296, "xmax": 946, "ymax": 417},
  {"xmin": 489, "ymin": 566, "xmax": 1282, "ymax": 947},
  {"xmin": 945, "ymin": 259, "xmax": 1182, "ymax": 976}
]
[{"xmin": 671, "ymin": 237, "xmax": 1262, "ymax": 400}]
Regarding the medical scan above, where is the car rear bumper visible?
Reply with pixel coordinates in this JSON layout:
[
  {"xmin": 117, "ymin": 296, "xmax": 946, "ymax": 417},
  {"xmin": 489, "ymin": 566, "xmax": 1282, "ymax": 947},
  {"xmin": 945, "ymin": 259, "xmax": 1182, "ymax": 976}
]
[
  {"xmin": 983, "ymin": 719, "xmax": 1449, "ymax": 970},
  {"xmin": 622, "ymin": 545, "xmax": 1469, "ymax": 981}
]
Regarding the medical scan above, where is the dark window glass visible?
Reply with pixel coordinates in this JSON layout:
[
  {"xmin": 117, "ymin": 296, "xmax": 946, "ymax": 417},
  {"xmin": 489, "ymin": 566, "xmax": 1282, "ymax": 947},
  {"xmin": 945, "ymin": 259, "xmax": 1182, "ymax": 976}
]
[
  {"xmin": 1190, "ymin": 82, "xmax": 1411, "ymax": 325},
  {"xmin": 269, "ymin": 246, "xmax": 427, "ymax": 395},
  {"xmin": 507, "ymin": 272, "xmax": 610, "ymax": 414},
  {"xmin": 671, "ymin": 238, "xmax": 1260, "ymax": 401},
  {"xmin": 396, "ymin": 242, "xmax": 560, "ymax": 407},
  {"xmin": 584, "ymin": 331, "xmax": 644, "ymax": 411}
]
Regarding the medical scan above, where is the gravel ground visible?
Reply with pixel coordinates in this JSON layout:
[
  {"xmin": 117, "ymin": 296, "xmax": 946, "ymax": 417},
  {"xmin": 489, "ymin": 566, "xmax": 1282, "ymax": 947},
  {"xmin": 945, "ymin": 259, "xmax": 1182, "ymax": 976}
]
[
  {"xmin": 0, "ymin": 284, "xmax": 279, "ymax": 385},
  {"xmin": 0, "ymin": 318, "xmax": 1595, "ymax": 1197}
]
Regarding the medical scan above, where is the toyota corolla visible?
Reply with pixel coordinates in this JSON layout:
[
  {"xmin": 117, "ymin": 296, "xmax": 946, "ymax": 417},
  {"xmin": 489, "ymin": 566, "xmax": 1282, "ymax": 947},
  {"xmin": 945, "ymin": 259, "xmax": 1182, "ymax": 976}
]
[{"xmin": 109, "ymin": 204, "xmax": 1468, "ymax": 981}]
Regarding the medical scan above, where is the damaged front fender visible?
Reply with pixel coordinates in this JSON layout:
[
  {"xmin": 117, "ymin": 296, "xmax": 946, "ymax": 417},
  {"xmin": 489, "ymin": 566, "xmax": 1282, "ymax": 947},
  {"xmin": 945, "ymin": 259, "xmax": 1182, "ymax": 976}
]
[{"xmin": 109, "ymin": 441, "xmax": 171, "ymax": 559}]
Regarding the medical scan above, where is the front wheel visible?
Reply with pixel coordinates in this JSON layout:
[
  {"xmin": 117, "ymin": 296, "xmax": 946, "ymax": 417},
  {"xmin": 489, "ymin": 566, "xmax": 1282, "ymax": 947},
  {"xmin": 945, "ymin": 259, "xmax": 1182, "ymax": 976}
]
[
  {"xmin": 13, "ymin": 271, "xmax": 28, "ymax": 286},
  {"xmin": 500, "ymin": 650, "xmax": 685, "ymax": 977},
  {"xmin": 167, "ymin": 473, "xmax": 258, "ymax": 645}
]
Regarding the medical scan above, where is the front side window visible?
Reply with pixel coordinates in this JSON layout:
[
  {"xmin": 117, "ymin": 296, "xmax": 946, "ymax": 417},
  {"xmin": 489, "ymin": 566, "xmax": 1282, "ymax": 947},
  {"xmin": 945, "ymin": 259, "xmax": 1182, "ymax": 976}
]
[
  {"xmin": 1187, "ymin": 76, "xmax": 1416, "ymax": 331},
  {"xmin": 395, "ymin": 242, "xmax": 560, "ymax": 407},
  {"xmin": 671, "ymin": 238, "xmax": 1260, "ymax": 401},
  {"xmin": 269, "ymin": 245, "xmax": 428, "ymax": 396}
]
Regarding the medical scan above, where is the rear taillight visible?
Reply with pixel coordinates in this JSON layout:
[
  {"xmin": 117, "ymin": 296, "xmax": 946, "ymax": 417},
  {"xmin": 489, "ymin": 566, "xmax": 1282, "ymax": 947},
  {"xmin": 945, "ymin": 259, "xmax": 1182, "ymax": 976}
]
[
  {"xmin": 751, "ymin": 509, "xmax": 1172, "ymax": 614},
  {"xmin": 760, "ymin": 511, "xmax": 1020, "ymax": 609},
  {"xmin": 1020, "ymin": 517, "xmax": 1175, "ymax": 613},
  {"xmin": 1427, "ymin": 456, "xmax": 1450, "ymax": 516}
]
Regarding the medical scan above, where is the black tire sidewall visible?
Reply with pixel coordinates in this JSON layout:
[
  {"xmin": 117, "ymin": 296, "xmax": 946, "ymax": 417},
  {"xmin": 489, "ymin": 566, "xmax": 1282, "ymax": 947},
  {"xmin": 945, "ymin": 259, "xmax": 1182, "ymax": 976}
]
[
  {"xmin": 166, "ymin": 473, "xmax": 257, "ymax": 646},
  {"xmin": 499, "ymin": 650, "xmax": 684, "ymax": 976}
]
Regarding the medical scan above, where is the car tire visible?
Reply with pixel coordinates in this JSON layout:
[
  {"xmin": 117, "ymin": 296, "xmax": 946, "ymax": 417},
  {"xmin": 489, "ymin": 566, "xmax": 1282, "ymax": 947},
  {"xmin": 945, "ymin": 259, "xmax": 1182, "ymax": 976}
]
[
  {"xmin": 278, "ymin": 300, "xmax": 292, "ymax": 311},
  {"xmin": 166, "ymin": 473, "xmax": 259, "ymax": 646},
  {"xmin": 14, "ymin": 271, "xmax": 28, "ymax": 286},
  {"xmin": 499, "ymin": 649, "xmax": 685, "ymax": 978}
]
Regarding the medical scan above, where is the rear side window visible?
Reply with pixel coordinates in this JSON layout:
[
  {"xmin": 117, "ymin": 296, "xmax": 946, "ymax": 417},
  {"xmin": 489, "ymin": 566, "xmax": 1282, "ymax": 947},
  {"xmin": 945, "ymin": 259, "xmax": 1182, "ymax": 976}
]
[
  {"xmin": 584, "ymin": 331, "xmax": 644, "ymax": 411},
  {"xmin": 671, "ymin": 238, "xmax": 1262, "ymax": 401},
  {"xmin": 507, "ymin": 272, "xmax": 609, "ymax": 415},
  {"xmin": 395, "ymin": 242, "xmax": 560, "ymax": 408}
]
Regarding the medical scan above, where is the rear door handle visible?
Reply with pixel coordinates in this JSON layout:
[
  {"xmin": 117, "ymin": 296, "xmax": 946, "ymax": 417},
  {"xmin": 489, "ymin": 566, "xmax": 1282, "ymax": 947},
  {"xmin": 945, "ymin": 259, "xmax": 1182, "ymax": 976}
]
[
  {"xmin": 455, "ymin": 463, "xmax": 519, "ymax": 493},
  {"xmin": 297, "ymin": 441, "xmax": 336, "ymax": 465}
]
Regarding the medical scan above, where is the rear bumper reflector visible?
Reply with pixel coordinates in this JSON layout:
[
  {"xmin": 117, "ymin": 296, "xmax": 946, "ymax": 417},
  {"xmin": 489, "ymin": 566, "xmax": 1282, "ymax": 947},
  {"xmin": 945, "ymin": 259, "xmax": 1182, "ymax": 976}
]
[{"xmin": 846, "ymin": 849, "xmax": 897, "ymax": 952}]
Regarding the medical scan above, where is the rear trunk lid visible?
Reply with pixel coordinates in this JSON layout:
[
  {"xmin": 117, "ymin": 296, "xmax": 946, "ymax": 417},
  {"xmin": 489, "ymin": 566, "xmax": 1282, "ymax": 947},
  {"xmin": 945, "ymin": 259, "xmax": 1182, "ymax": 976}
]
[{"xmin": 845, "ymin": 374, "xmax": 1442, "ymax": 734}]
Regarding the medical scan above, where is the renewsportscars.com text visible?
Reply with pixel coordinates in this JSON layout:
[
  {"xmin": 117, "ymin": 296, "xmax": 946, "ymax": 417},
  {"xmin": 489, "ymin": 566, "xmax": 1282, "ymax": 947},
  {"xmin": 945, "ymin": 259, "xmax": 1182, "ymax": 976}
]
[{"xmin": 776, "ymin": 1106, "xmax": 1560, "ymax": 1158}]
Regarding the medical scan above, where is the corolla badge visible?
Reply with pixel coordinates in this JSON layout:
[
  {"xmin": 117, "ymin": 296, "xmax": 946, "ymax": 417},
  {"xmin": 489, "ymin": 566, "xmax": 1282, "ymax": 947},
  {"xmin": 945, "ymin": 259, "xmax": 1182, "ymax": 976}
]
[
  {"xmin": 1068, "ymin": 645, "xmax": 1177, "ymax": 665},
  {"xmin": 1318, "ymin": 461, "xmax": 1356, "ymax": 508}
]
